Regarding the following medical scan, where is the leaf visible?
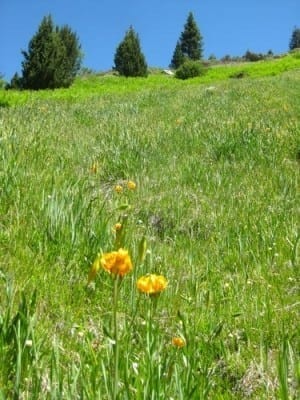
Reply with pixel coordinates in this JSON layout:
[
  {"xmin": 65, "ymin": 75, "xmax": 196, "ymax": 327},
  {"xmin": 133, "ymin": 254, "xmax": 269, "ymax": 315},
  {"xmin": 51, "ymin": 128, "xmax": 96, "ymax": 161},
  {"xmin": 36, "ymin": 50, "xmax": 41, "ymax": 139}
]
[
  {"xmin": 210, "ymin": 321, "xmax": 224, "ymax": 341},
  {"xmin": 88, "ymin": 255, "xmax": 101, "ymax": 284},
  {"xmin": 138, "ymin": 236, "xmax": 147, "ymax": 264}
]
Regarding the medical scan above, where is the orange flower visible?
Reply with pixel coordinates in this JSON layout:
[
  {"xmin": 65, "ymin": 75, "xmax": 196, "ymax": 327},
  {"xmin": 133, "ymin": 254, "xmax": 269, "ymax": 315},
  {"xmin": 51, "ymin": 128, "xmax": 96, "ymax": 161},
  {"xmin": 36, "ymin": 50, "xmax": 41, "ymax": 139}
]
[
  {"xmin": 136, "ymin": 274, "xmax": 168, "ymax": 295},
  {"xmin": 114, "ymin": 185, "xmax": 123, "ymax": 193},
  {"xmin": 172, "ymin": 337, "xmax": 185, "ymax": 348},
  {"xmin": 101, "ymin": 248, "xmax": 133, "ymax": 277},
  {"xmin": 127, "ymin": 180, "xmax": 136, "ymax": 190}
]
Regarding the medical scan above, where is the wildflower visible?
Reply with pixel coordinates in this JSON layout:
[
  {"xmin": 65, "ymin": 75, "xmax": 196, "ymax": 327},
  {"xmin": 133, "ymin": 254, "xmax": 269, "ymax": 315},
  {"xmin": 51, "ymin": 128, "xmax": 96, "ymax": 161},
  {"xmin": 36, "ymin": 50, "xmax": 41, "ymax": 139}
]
[
  {"xmin": 114, "ymin": 185, "xmax": 123, "ymax": 193},
  {"xmin": 101, "ymin": 248, "xmax": 133, "ymax": 277},
  {"xmin": 127, "ymin": 180, "xmax": 136, "ymax": 190},
  {"xmin": 114, "ymin": 223, "xmax": 122, "ymax": 232},
  {"xmin": 172, "ymin": 337, "xmax": 185, "ymax": 348},
  {"xmin": 136, "ymin": 274, "xmax": 168, "ymax": 295}
]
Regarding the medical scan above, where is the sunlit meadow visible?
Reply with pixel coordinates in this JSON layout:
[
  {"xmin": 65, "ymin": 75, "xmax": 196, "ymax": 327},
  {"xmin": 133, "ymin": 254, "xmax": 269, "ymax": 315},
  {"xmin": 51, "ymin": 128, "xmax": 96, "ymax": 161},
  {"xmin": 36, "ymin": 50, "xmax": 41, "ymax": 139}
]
[{"xmin": 0, "ymin": 55, "xmax": 299, "ymax": 399}]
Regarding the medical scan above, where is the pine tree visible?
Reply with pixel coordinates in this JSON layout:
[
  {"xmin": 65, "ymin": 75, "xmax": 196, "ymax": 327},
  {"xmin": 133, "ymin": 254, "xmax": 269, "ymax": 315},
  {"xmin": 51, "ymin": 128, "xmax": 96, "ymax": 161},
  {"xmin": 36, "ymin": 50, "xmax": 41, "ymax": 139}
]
[
  {"xmin": 6, "ymin": 73, "xmax": 22, "ymax": 90},
  {"xmin": 114, "ymin": 27, "xmax": 148, "ymax": 77},
  {"xmin": 180, "ymin": 12, "xmax": 203, "ymax": 61},
  {"xmin": 170, "ymin": 12, "xmax": 204, "ymax": 68},
  {"xmin": 21, "ymin": 15, "xmax": 55, "ymax": 89},
  {"xmin": 21, "ymin": 15, "xmax": 82, "ymax": 90},
  {"xmin": 170, "ymin": 41, "xmax": 185, "ymax": 69},
  {"xmin": 289, "ymin": 27, "xmax": 300, "ymax": 50},
  {"xmin": 54, "ymin": 25, "xmax": 82, "ymax": 87}
]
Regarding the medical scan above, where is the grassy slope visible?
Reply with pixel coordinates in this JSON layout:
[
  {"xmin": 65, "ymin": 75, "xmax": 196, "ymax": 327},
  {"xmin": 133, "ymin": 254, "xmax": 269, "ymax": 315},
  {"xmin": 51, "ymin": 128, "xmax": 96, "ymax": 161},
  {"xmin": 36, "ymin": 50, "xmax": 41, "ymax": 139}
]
[
  {"xmin": 0, "ymin": 55, "xmax": 299, "ymax": 399},
  {"xmin": 1, "ymin": 52, "xmax": 300, "ymax": 106}
]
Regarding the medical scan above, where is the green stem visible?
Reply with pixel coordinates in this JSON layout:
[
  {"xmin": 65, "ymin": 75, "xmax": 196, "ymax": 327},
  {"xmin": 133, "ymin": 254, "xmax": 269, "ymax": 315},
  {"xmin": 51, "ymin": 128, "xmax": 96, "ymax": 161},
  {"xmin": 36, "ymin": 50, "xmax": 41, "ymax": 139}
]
[
  {"xmin": 146, "ymin": 298, "xmax": 155, "ymax": 389},
  {"xmin": 113, "ymin": 276, "xmax": 119, "ymax": 400}
]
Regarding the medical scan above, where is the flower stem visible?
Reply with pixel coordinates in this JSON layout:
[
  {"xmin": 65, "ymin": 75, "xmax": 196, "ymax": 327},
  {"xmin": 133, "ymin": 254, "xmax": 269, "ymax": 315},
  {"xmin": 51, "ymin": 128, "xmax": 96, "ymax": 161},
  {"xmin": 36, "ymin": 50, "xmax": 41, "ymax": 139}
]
[{"xmin": 113, "ymin": 276, "xmax": 119, "ymax": 400}]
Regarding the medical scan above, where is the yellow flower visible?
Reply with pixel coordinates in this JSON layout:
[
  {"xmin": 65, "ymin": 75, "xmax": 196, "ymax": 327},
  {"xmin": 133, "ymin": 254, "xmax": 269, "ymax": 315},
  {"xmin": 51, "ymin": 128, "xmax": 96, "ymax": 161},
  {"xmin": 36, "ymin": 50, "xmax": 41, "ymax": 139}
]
[
  {"xmin": 172, "ymin": 337, "xmax": 185, "ymax": 348},
  {"xmin": 88, "ymin": 255, "xmax": 101, "ymax": 283},
  {"xmin": 101, "ymin": 248, "xmax": 133, "ymax": 277},
  {"xmin": 114, "ymin": 223, "xmax": 122, "ymax": 232},
  {"xmin": 114, "ymin": 185, "xmax": 123, "ymax": 193},
  {"xmin": 136, "ymin": 274, "xmax": 168, "ymax": 295},
  {"xmin": 127, "ymin": 180, "xmax": 136, "ymax": 190}
]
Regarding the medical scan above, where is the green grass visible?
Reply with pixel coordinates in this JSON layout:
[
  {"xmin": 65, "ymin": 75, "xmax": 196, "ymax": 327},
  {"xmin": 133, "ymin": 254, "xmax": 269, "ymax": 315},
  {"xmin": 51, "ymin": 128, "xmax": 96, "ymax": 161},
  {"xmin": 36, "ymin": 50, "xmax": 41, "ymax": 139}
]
[
  {"xmin": 0, "ymin": 55, "xmax": 299, "ymax": 399},
  {"xmin": 1, "ymin": 52, "xmax": 300, "ymax": 107}
]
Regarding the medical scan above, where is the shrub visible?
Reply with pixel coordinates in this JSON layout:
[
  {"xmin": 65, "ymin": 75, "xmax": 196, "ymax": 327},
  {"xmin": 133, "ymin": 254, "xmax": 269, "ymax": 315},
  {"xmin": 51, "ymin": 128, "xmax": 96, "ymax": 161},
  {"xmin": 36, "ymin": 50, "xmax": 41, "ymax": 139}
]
[
  {"xmin": 244, "ymin": 50, "xmax": 265, "ymax": 62},
  {"xmin": 175, "ymin": 60, "xmax": 206, "ymax": 80},
  {"xmin": 229, "ymin": 70, "xmax": 249, "ymax": 79}
]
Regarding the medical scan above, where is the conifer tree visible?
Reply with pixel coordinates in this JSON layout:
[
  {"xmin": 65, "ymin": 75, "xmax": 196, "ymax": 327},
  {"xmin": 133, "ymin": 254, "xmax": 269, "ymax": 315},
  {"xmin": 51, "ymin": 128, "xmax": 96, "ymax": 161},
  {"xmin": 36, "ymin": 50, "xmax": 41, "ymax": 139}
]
[
  {"xmin": 6, "ymin": 73, "xmax": 22, "ymax": 90},
  {"xmin": 289, "ymin": 27, "xmax": 300, "ymax": 50},
  {"xmin": 180, "ymin": 12, "xmax": 203, "ymax": 60},
  {"xmin": 170, "ymin": 12, "xmax": 203, "ymax": 68},
  {"xmin": 21, "ymin": 15, "xmax": 82, "ymax": 90},
  {"xmin": 170, "ymin": 41, "xmax": 185, "ymax": 69},
  {"xmin": 114, "ymin": 27, "xmax": 148, "ymax": 77}
]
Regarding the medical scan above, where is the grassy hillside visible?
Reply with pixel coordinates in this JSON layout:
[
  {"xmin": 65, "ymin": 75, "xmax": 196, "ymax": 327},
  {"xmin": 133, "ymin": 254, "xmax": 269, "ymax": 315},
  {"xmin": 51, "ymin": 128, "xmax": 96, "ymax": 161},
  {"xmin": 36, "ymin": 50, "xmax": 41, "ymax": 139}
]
[
  {"xmin": 1, "ymin": 52, "xmax": 300, "ymax": 106},
  {"xmin": 0, "ymin": 55, "xmax": 299, "ymax": 399}
]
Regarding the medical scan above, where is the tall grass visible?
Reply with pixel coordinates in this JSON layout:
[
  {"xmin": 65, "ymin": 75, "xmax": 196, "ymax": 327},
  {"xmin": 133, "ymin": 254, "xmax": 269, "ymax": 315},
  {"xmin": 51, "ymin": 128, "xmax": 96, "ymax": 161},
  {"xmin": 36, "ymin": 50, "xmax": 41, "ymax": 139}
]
[{"xmin": 0, "ymin": 64, "xmax": 299, "ymax": 398}]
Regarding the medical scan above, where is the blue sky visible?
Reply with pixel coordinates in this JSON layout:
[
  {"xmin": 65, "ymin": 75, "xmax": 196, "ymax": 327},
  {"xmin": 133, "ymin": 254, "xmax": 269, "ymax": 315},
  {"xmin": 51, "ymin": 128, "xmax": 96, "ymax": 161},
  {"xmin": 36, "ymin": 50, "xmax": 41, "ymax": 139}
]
[{"xmin": 1, "ymin": 0, "xmax": 299, "ymax": 80}]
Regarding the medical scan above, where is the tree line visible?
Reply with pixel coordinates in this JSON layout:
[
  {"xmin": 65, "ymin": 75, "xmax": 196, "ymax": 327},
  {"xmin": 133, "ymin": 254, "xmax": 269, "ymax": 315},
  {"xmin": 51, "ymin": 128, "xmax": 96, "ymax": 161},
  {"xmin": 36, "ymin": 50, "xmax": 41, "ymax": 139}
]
[
  {"xmin": 5, "ymin": 13, "xmax": 300, "ymax": 90},
  {"xmin": 6, "ymin": 12, "xmax": 202, "ymax": 89}
]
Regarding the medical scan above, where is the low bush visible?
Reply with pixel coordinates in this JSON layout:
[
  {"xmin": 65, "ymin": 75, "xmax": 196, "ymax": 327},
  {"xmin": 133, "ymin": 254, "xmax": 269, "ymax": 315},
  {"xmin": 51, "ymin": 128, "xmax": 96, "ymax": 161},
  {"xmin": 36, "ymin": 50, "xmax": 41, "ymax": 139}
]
[
  {"xmin": 229, "ymin": 70, "xmax": 249, "ymax": 79},
  {"xmin": 175, "ymin": 60, "xmax": 207, "ymax": 80}
]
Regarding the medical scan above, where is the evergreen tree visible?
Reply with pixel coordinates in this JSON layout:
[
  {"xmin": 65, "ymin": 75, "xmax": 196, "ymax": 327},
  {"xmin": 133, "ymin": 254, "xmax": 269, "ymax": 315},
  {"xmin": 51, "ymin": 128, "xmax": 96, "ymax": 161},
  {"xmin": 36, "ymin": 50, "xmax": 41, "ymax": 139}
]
[
  {"xmin": 6, "ymin": 73, "xmax": 22, "ymax": 90},
  {"xmin": 21, "ymin": 15, "xmax": 54, "ymax": 89},
  {"xmin": 180, "ymin": 12, "xmax": 203, "ymax": 61},
  {"xmin": 114, "ymin": 27, "xmax": 148, "ymax": 77},
  {"xmin": 170, "ymin": 41, "xmax": 185, "ymax": 69},
  {"xmin": 170, "ymin": 12, "xmax": 203, "ymax": 68},
  {"xmin": 21, "ymin": 15, "xmax": 82, "ymax": 90},
  {"xmin": 57, "ymin": 25, "xmax": 82, "ymax": 87},
  {"xmin": 289, "ymin": 27, "xmax": 300, "ymax": 50}
]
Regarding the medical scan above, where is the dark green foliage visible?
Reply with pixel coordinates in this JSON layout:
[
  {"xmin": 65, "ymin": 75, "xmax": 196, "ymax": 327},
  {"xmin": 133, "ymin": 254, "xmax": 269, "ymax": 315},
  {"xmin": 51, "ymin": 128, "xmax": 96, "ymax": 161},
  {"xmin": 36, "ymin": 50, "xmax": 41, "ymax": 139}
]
[
  {"xmin": 229, "ymin": 70, "xmax": 249, "ymax": 79},
  {"xmin": 20, "ymin": 15, "xmax": 82, "ymax": 90},
  {"xmin": 289, "ymin": 27, "xmax": 300, "ymax": 50},
  {"xmin": 208, "ymin": 54, "xmax": 217, "ymax": 62},
  {"xmin": 180, "ymin": 12, "xmax": 203, "ymax": 61},
  {"xmin": 5, "ymin": 73, "xmax": 22, "ymax": 90},
  {"xmin": 114, "ymin": 26, "xmax": 148, "ymax": 77},
  {"xmin": 175, "ymin": 60, "xmax": 206, "ymax": 80},
  {"xmin": 171, "ymin": 12, "xmax": 203, "ymax": 68},
  {"xmin": 170, "ymin": 41, "xmax": 185, "ymax": 69},
  {"xmin": 244, "ymin": 50, "xmax": 264, "ymax": 62}
]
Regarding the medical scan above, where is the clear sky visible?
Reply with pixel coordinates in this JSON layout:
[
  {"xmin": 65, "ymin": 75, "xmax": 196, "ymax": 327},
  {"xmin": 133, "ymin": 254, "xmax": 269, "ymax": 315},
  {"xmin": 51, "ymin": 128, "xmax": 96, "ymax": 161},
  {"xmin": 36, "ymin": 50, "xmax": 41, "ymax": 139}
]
[{"xmin": 1, "ymin": 0, "xmax": 299, "ymax": 80}]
